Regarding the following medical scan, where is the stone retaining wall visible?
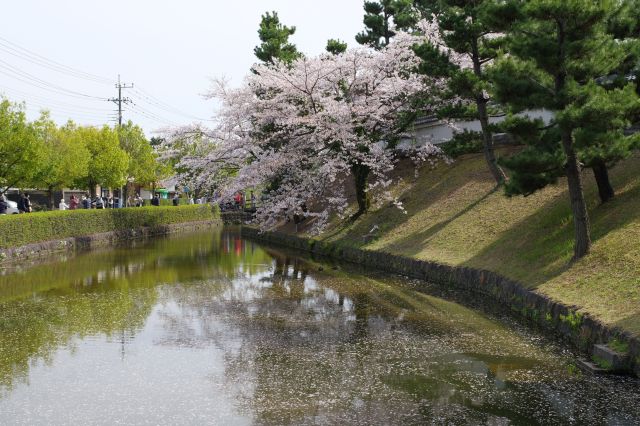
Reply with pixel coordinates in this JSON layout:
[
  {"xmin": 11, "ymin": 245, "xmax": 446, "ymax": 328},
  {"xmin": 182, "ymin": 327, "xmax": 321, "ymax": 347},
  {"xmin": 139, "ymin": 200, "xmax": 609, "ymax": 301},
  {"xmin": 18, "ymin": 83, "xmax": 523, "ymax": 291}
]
[
  {"xmin": 220, "ymin": 211, "xmax": 253, "ymax": 225},
  {"xmin": 241, "ymin": 227, "xmax": 640, "ymax": 377},
  {"xmin": 0, "ymin": 220, "xmax": 222, "ymax": 265}
]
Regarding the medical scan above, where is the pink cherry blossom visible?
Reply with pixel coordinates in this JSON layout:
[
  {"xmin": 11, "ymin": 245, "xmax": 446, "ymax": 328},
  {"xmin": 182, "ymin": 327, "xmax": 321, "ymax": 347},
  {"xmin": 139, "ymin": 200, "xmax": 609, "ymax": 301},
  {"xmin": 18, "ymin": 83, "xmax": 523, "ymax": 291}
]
[{"xmin": 165, "ymin": 21, "xmax": 452, "ymax": 232}]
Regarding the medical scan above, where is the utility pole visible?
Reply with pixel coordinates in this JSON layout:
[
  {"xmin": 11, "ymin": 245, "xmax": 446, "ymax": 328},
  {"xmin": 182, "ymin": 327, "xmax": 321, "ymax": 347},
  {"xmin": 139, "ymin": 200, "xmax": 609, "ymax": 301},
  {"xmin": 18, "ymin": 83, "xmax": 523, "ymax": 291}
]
[
  {"xmin": 108, "ymin": 75, "xmax": 133, "ymax": 208},
  {"xmin": 108, "ymin": 74, "xmax": 133, "ymax": 127}
]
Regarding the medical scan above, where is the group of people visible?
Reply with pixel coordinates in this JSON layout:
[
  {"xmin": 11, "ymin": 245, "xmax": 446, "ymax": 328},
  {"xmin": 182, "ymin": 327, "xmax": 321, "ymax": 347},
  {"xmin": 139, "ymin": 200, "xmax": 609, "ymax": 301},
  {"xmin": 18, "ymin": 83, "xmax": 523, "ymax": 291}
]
[
  {"xmin": 58, "ymin": 194, "xmax": 116, "ymax": 211},
  {"xmin": 126, "ymin": 194, "xmax": 146, "ymax": 207},
  {"xmin": 229, "ymin": 191, "xmax": 256, "ymax": 211},
  {"xmin": 0, "ymin": 193, "xmax": 32, "ymax": 214},
  {"xmin": 1, "ymin": 191, "xmax": 225, "ymax": 214}
]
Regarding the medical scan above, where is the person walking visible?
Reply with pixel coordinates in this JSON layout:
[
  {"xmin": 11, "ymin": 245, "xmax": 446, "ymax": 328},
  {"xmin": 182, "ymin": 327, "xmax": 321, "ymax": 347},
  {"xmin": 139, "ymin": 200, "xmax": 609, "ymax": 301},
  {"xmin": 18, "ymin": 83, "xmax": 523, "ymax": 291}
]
[
  {"xmin": 234, "ymin": 192, "xmax": 243, "ymax": 211},
  {"xmin": 81, "ymin": 195, "xmax": 91, "ymax": 209},
  {"xmin": 17, "ymin": 193, "xmax": 25, "ymax": 213},
  {"xmin": 94, "ymin": 196, "xmax": 105, "ymax": 209},
  {"xmin": 59, "ymin": 199, "xmax": 69, "ymax": 210},
  {"xmin": 0, "ymin": 195, "xmax": 8, "ymax": 215},
  {"xmin": 69, "ymin": 195, "xmax": 79, "ymax": 210},
  {"xmin": 172, "ymin": 193, "xmax": 180, "ymax": 206},
  {"xmin": 20, "ymin": 193, "xmax": 32, "ymax": 213},
  {"xmin": 151, "ymin": 193, "xmax": 160, "ymax": 207}
]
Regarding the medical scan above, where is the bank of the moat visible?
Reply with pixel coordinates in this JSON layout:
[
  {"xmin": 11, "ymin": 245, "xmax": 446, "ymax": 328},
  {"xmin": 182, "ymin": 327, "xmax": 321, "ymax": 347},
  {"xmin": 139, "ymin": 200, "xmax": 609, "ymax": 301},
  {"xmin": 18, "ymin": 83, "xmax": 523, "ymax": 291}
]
[
  {"xmin": 0, "ymin": 220, "xmax": 221, "ymax": 264},
  {"xmin": 0, "ymin": 229, "xmax": 638, "ymax": 424},
  {"xmin": 2, "ymin": 207, "xmax": 637, "ymax": 378},
  {"xmin": 240, "ymin": 226, "xmax": 640, "ymax": 378}
]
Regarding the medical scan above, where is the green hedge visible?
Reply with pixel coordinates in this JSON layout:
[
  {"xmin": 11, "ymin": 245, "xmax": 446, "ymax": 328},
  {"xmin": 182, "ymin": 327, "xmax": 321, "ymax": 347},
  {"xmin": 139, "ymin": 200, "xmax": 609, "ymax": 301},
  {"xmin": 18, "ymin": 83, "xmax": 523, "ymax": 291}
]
[{"xmin": 0, "ymin": 205, "xmax": 219, "ymax": 249}]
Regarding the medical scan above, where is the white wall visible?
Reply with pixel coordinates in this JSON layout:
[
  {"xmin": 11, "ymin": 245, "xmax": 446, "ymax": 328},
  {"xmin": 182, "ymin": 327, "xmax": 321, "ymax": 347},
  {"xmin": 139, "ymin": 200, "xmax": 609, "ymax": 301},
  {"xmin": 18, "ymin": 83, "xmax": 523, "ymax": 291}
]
[{"xmin": 404, "ymin": 109, "xmax": 554, "ymax": 146}]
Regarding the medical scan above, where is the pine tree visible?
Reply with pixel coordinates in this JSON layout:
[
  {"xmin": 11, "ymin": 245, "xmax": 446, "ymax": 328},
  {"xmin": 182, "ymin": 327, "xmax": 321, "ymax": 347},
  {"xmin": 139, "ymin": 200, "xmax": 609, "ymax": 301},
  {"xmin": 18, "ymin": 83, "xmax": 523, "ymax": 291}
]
[
  {"xmin": 491, "ymin": 0, "xmax": 640, "ymax": 260},
  {"xmin": 413, "ymin": 0, "xmax": 510, "ymax": 185},
  {"xmin": 355, "ymin": 0, "xmax": 419, "ymax": 50},
  {"xmin": 254, "ymin": 11, "xmax": 301, "ymax": 65},
  {"xmin": 326, "ymin": 39, "xmax": 347, "ymax": 55}
]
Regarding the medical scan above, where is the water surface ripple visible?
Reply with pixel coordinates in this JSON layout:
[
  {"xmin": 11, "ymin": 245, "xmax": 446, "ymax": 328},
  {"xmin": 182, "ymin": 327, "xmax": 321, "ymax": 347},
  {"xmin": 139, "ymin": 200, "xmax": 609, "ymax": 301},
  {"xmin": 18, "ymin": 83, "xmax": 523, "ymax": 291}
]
[{"xmin": 0, "ymin": 230, "xmax": 638, "ymax": 425}]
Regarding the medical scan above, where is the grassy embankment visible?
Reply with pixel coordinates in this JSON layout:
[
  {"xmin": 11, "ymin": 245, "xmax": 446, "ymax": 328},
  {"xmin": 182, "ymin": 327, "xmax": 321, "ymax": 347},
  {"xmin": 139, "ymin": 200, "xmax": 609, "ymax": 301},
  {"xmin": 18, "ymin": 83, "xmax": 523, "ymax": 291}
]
[{"xmin": 318, "ymin": 150, "xmax": 640, "ymax": 337}]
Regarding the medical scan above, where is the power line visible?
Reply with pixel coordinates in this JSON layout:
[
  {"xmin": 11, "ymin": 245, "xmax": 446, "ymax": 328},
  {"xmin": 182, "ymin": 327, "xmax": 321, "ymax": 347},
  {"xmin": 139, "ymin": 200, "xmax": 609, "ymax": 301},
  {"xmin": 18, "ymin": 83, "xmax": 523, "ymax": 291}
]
[
  {"xmin": 0, "ymin": 34, "xmax": 217, "ymax": 132},
  {"xmin": 0, "ymin": 59, "xmax": 108, "ymax": 100},
  {"xmin": 127, "ymin": 101, "xmax": 177, "ymax": 126},
  {"xmin": 28, "ymin": 105, "xmax": 115, "ymax": 121},
  {"xmin": 0, "ymin": 35, "xmax": 114, "ymax": 85},
  {"xmin": 131, "ymin": 87, "xmax": 213, "ymax": 121},
  {"xmin": 0, "ymin": 35, "xmax": 198, "ymax": 129},
  {"xmin": 0, "ymin": 85, "xmax": 113, "ymax": 112}
]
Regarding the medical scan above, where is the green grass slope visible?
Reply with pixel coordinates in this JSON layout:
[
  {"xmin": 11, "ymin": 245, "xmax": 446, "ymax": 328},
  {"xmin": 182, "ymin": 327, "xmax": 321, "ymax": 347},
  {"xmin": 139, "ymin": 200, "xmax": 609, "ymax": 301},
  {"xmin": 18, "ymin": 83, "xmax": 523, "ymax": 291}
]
[{"xmin": 322, "ymin": 150, "xmax": 640, "ymax": 336}]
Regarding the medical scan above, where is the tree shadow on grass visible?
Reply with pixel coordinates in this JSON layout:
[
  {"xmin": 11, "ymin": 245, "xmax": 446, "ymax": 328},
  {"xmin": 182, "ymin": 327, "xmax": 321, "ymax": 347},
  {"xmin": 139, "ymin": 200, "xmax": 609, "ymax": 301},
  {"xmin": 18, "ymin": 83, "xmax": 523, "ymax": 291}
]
[
  {"xmin": 345, "ymin": 152, "xmax": 640, "ymax": 295},
  {"xmin": 324, "ymin": 154, "xmax": 495, "ymax": 247},
  {"xmin": 380, "ymin": 186, "xmax": 498, "ymax": 256},
  {"xmin": 461, "ymin": 159, "xmax": 640, "ymax": 290}
]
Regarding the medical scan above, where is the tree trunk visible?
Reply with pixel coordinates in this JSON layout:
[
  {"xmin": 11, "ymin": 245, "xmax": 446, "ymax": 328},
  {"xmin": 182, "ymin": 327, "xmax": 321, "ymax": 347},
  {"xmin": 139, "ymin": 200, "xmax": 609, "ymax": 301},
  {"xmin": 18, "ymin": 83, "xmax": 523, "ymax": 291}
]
[
  {"xmin": 561, "ymin": 129, "xmax": 591, "ymax": 260},
  {"xmin": 592, "ymin": 160, "xmax": 614, "ymax": 203},
  {"xmin": 470, "ymin": 37, "xmax": 507, "ymax": 186},
  {"xmin": 351, "ymin": 163, "xmax": 371, "ymax": 218},
  {"xmin": 88, "ymin": 181, "xmax": 97, "ymax": 198},
  {"xmin": 48, "ymin": 186, "xmax": 55, "ymax": 210},
  {"xmin": 477, "ymin": 98, "xmax": 507, "ymax": 185}
]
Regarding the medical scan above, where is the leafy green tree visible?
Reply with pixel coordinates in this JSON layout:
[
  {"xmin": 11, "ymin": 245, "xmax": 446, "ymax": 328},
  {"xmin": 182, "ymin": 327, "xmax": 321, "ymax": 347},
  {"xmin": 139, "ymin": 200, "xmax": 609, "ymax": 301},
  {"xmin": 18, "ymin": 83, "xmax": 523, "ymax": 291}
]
[
  {"xmin": 355, "ymin": 0, "xmax": 419, "ymax": 50},
  {"xmin": 75, "ymin": 125, "xmax": 129, "ymax": 195},
  {"xmin": 31, "ymin": 115, "xmax": 89, "ymax": 208},
  {"xmin": 490, "ymin": 0, "xmax": 640, "ymax": 260},
  {"xmin": 118, "ymin": 121, "xmax": 159, "ymax": 203},
  {"xmin": 254, "ymin": 11, "xmax": 301, "ymax": 65},
  {"xmin": 118, "ymin": 121, "xmax": 157, "ymax": 186},
  {"xmin": 0, "ymin": 98, "xmax": 42, "ymax": 194},
  {"xmin": 326, "ymin": 39, "xmax": 348, "ymax": 55}
]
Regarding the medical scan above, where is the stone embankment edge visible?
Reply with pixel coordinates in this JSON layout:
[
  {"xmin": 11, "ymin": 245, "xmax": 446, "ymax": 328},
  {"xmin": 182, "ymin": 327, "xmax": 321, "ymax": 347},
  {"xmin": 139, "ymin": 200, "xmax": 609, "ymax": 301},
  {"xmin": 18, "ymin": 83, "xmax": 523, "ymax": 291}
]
[
  {"xmin": 0, "ymin": 220, "xmax": 222, "ymax": 264},
  {"xmin": 241, "ymin": 226, "xmax": 640, "ymax": 377}
]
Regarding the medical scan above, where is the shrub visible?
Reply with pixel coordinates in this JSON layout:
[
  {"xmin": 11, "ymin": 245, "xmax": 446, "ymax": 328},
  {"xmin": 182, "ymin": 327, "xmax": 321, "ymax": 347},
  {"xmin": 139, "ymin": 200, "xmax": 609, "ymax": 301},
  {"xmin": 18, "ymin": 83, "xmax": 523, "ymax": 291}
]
[
  {"xmin": 158, "ymin": 198, "xmax": 189, "ymax": 206},
  {"xmin": 0, "ymin": 205, "xmax": 219, "ymax": 249},
  {"xmin": 440, "ymin": 130, "xmax": 484, "ymax": 158}
]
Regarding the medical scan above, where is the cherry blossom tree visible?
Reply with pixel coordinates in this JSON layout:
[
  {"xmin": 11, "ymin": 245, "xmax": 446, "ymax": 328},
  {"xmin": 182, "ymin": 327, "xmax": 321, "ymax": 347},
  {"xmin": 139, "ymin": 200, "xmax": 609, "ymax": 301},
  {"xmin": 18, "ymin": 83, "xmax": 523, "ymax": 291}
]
[{"xmin": 167, "ymin": 22, "xmax": 451, "ymax": 231}]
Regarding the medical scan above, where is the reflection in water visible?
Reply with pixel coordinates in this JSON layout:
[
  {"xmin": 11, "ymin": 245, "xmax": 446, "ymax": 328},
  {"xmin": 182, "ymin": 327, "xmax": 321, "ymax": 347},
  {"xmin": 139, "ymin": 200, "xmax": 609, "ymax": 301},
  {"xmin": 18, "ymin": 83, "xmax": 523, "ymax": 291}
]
[{"xmin": 0, "ymin": 230, "xmax": 638, "ymax": 425}]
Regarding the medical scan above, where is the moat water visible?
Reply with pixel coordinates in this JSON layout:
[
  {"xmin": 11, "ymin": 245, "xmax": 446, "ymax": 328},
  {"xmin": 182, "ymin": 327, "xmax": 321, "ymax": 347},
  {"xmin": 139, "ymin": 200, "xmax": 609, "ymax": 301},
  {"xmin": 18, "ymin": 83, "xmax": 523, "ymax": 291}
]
[{"xmin": 0, "ymin": 230, "xmax": 638, "ymax": 425}]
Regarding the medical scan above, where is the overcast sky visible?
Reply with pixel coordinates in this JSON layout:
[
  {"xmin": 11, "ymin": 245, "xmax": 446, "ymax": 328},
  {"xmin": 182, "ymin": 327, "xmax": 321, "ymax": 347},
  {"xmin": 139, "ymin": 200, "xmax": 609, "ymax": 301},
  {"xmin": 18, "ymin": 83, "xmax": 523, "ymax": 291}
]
[{"xmin": 1, "ymin": 0, "xmax": 364, "ymax": 136}]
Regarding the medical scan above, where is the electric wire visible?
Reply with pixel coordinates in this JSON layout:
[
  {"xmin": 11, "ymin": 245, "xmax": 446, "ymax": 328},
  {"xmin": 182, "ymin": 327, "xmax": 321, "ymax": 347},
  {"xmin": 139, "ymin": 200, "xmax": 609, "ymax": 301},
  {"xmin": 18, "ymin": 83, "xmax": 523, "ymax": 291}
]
[
  {"xmin": 0, "ymin": 35, "xmax": 204, "ymax": 129},
  {"xmin": 0, "ymin": 61, "xmax": 109, "ymax": 101},
  {"xmin": 29, "ymin": 106, "xmax": 115, "ymax": 121},
  {"xmin": 0, "ymin": 85, "xmax": 113, "ymax": 113},
  {"xmin": 0, "ymin": 35, "xmax": 114, "ymax": 85},
  {"xmin": 132, "ymin": 87, "xmax": 213, "ymax": 121},
  {"xmin": 126, "ymin": 102, "xmax": 177, "ymax": 127}
]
